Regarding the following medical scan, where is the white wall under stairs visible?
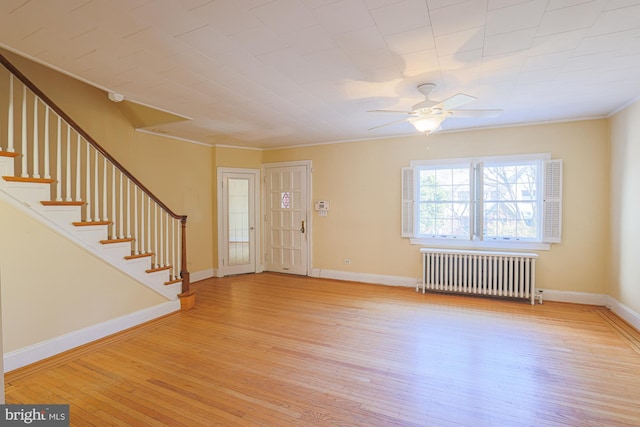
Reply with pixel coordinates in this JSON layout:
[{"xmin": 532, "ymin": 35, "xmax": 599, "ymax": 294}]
[
  {"xmin": 0, "ymin": 154, "xmax": 182, "ymax": 300},
  {"xmin": 1, "ymin": 193, "xmax": 179, "ymax": 372}
]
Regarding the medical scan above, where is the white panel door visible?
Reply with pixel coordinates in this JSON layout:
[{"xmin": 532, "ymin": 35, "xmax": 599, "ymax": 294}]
[{"xmin": 264, "ymin": 163, "xmax": 309, "ymax": 275}]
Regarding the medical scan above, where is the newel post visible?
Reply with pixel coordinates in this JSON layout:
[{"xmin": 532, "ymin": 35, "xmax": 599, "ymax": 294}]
[{"xmin": 178, "ymin": 215, "xmax": 195, "ymax": 310}]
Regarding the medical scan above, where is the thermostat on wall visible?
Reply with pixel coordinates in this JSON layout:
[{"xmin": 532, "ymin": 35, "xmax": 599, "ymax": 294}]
[
  {"xmin": 315, "ymin": 201, "xmax": 329, "ymax": 210},
  {"xmin": 315, "ymin": 200, "xmax": 329, "ymax": 216}
]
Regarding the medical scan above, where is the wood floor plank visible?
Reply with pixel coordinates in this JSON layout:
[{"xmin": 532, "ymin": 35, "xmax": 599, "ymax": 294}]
[{"xmin": 5, "ymin": 272, "xmax": 640, "ymax": 426}]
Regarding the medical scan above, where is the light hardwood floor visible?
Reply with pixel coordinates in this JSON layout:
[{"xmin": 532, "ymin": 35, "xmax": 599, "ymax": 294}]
[{"xmin": 5, "ymin": 273, "xmax": 640, "ymax": 426}]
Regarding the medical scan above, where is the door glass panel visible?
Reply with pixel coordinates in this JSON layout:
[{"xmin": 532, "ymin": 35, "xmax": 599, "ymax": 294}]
[
  {"xmin": 281, "ymin": 191, "xmax": 291, "ymax": 208},
  {"xmin": 228, "ymin": 178, "xmax": 250, "ymax": 266}
]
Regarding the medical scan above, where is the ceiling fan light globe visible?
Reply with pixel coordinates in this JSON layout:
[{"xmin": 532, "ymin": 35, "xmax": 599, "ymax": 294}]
[{"xmin": 409, "ymin": 116, "xmax": 445, "ymax": 133}]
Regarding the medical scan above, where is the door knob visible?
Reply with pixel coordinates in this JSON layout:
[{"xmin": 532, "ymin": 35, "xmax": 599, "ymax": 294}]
[{"xmin": 300, "ymin": 220, "xmax": 305, "ymax": 233}]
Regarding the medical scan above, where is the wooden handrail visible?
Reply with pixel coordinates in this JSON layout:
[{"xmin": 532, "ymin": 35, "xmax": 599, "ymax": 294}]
[{"xmin": 0, "ymin": 53, "xmax": 190, "ymax": 293}]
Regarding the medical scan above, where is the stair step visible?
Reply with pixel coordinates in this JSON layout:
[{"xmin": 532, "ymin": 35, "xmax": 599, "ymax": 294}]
[
  {"xmin": 3, "ymin": 176, "xmax": 55, "ymax": 184},
  {"xmin": 0, "ymin": 151, "xmax": 20, "ymax": 158},
  {"xmin": 124, "ymin": 253, "xmax": 153, "ymax": 260},
  {"xmin": 146, "ymin": 266, "xmax": 172, "ymax": 274},
  {"xmin": 74, "ymin": 221, "xmax": 111, "ymax": 227},
  {"xmin": 2, "ymin": 176, "xmax": 56, "ymax": 204},
  {"xmin": 42, "ymin": 201, "xmax": 85, "ymax": 206},
  {"xmin": 100, "ymin": 238, "xmax": 134, "ymax": 244},
  {"xmin": 37, "ymin": 201, "xmax": 83, "ymax": 225},
  {"xmin": 165, "ymin": 278, "xmax": 182, "ymax": 286}
]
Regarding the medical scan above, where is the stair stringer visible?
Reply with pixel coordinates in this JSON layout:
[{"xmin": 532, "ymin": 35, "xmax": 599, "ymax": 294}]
[{"xmin": 0, "ymin": 157, "xmax": 181, "ymax": 300}]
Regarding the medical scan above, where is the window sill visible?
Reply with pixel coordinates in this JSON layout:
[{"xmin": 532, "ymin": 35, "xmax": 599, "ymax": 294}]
[{"xmin": 409, "ymin": 237, "xmax": 551, "ymax": 251}]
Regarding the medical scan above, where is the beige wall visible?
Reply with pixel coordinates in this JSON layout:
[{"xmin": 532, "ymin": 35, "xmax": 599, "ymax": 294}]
[
  {"xmin": 0, "ymin": 198, "xmax": 167, "ymax": 352},
  {"xmin": 214, "ymin": 146, "xmax": 263, "ymax": 169},
  {"xmin": 265, "ymin": 120, "xmax": 610, "ymax": 293},
  {"xmin": 609, "ymin": 100, "xmax": 640, "ymax": 314}
]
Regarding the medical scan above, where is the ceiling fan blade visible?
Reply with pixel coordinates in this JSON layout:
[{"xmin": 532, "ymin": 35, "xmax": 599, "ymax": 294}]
[
  {"xmin": 368, "ymin": 118, "xmax": 410, "ymax": 130},
  {"xmin": 367, "ymin": 109, "xmax": 414, "ymax": 114},
  {"xmin": 436, "ymin": 93, "xmax": 477, "ymax": 110},
  {"xmin": 450, "ymin": 109, "xmax": 503, "ymax": 118}
]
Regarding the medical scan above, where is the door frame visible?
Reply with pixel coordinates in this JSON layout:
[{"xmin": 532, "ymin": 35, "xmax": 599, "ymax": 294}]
[
  {"xmin": 217, "ymin": 167, "xmax": 261, "ymax": 277},
  {"xmin": 262, "ymin": 160, "xmax": 312, "ymax": 276}
]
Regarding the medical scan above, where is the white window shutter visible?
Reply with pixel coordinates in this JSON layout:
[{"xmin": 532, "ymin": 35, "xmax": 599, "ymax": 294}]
[
  {"xmin": 401, "ymin": 167, "xmax": 414, "ymax": 237},
  {"xmin": 472, "ymin": 162, "xmax": 483, "ymax": 240},
  {"xmin": 543, "ymin": 159, "xmax": 562, "ymax": 243}
]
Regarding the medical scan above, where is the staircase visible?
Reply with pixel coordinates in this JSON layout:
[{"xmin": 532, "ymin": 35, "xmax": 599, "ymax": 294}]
[{"xmin": 0, "ymin": 54, "xmax": 192, "ymax": 306}]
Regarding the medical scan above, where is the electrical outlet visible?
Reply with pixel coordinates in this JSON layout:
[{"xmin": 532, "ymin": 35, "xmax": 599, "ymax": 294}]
[{"xmin": 343, "ymin": 259, "xmax": 351, "ymax": 265}]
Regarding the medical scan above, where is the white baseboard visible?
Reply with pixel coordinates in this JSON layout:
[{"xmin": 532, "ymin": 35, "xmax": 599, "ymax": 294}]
[
  {"xmin": 190, "ymin": 268, "xmax": 215, "ymax": 283},
  {"xmin": 215, "ymin": 265, "xmax": 264, "ymax": 278},
  {"xmin": 310, "ymin": 268, "xmax": 418, "ymax": 288},
  {"xmin": 537, "ymin": 289, "xmax": 608, "ymax": 306},
  {"xmin": 3, "ymin": 300, "xmax": 180, "ymax": 373},
  {"xmin": 309, "ymin": 270, "xmax": 631, "ymax": 312},
  {"xmin": 5, "ymin": 279, "xmax": 637, "ymax": 374},
  {"xmin": 606, "ymin": 297, "xmax": 640, "ymax": 331},
  {"xmin": 308, "ymin": 270, "xmax": 637, "ymax": 317},
  {"xmin": 309, "ymin": 275, "xmax": 640, "ymax": 332},
  {"xmin": 544, "ymin": 291, "xmax": 640, "ymax": 331}
]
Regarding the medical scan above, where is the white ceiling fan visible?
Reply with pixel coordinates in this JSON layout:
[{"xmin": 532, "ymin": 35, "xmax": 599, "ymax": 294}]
[{"xmin": 368, "ymin": 83, "xmax": 502, "ymax": 134}]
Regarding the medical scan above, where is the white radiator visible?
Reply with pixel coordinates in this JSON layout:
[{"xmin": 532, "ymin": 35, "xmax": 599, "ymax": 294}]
[{"xmin": 419, "ymin": 248, "xmax": 539, "ymax": 305}]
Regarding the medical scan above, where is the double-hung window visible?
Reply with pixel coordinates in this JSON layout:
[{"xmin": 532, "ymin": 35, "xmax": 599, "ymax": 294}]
[{"xmin": 402, "ymin": 153, "xmax": 562, "ymax": 250}]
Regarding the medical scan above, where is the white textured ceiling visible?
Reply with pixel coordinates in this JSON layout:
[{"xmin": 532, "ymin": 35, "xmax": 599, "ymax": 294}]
[{"xmin": 2, "ymin": 0, "xmax": 640, "ymax": 148}]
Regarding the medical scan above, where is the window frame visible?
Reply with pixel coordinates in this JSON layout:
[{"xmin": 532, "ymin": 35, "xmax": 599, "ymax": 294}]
[
  {"xmin": 416, "ymin": 161, "xmax": 473, "ymax": 240},
  {"xmin": 403, "ymin": 153, "xmax": 561, "ymax": 251}
]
